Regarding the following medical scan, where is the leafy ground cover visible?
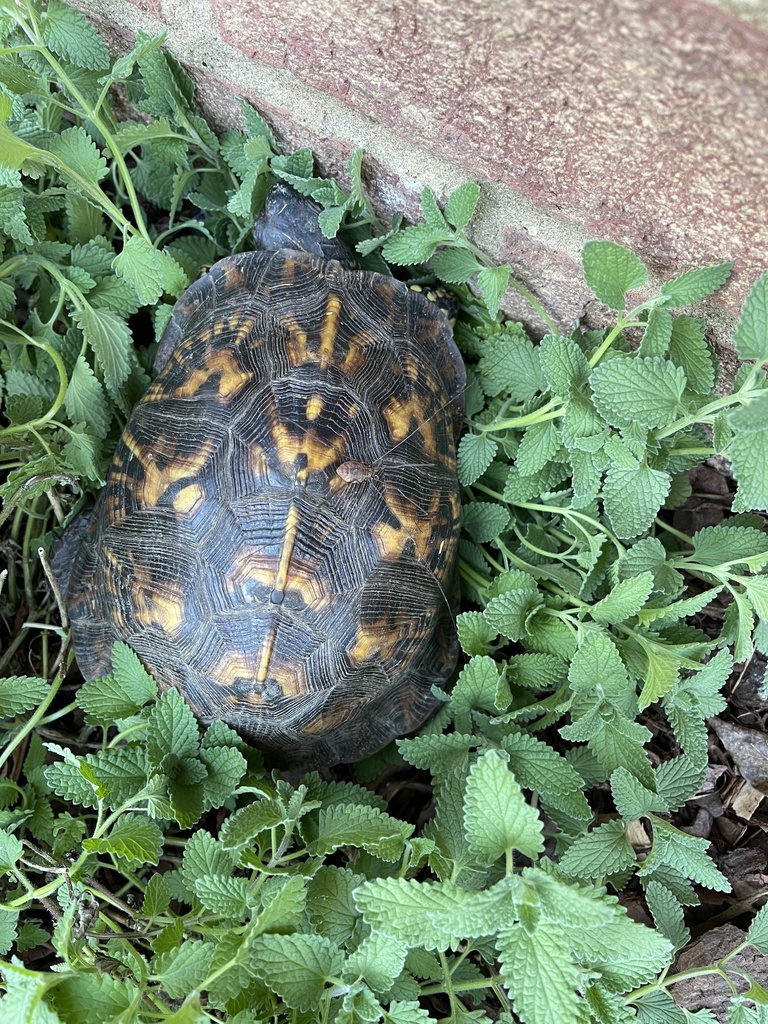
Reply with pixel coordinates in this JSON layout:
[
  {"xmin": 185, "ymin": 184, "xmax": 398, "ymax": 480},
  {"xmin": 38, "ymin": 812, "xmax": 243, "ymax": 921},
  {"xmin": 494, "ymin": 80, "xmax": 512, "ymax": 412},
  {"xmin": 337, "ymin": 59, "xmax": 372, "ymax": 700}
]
[{"xmin": 1, "ymin": 1, "xmax": 768, "ymax": 1021}]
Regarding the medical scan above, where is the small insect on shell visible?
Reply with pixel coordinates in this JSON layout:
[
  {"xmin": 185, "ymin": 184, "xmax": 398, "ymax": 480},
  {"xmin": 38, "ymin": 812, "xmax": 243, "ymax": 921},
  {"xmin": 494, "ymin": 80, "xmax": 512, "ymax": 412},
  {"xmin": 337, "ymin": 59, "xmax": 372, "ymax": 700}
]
[{"xmin": 337, "ymin": 460, "xmax": 374, "ymax": 483}]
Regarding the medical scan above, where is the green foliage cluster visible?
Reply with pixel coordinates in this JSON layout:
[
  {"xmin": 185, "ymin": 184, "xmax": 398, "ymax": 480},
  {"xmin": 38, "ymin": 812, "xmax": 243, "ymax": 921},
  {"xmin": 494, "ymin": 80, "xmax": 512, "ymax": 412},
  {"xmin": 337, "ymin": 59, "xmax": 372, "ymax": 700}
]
[{"xmin": 1, "ymin": 1, "xmax": 768, "ymax": 1022}]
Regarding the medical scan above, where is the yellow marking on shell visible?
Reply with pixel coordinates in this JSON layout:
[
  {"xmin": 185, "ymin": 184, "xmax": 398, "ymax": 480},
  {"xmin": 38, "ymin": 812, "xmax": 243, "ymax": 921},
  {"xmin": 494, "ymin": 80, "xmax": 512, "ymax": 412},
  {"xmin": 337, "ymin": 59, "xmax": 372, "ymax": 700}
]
[
  {"xmin": 306, "ymin": 394, "xmax": 324, "ymax": 421},
  {"xmin": 283, "ymin": 319, "xmax": 310, "ymax": 367},
  {"xmin": 172, "ymin": 483, "xmax": 204, "ymax": 514},
  {"xmin": 122, "ymin": 432, "xmax": 215, "ymax": 508},
  {"xmin": 131, "ymin": 579, "xmax": 186, "ymax": 638},
  {"xmin": 255, "ymin": 629, "xmax": 276, "ymax": 685},
  {"xmin": 348, "ymin": 623, "xmax": 401, "ymax": 666},
  {"xmin": 274, "ymin": 503, "xmax": 300, "ymax": 597},
  {"xmin": 271, "ymin": 421, "xmax": 345, "ymax": 474},
  {"xmin": 319, "ymin": 293, "xmax": 341, "ymax": 369},
  {"xmin": 173, "ymin": 347, "xmax": 251, "ymax": 400},
  {"xmin": 372, "ymin": 487, "xmax": 447, "ymax": 564},
  {"xmin": 208, "ymin": 650, "xmax": 269, "ymax": 694},
  {"xmin": 383, "ymin": 393, "xmax": 439, "ymax": 460},
  {"xmin": 339, "ymin": 333, "xmax": 371, "ymax": 376}
]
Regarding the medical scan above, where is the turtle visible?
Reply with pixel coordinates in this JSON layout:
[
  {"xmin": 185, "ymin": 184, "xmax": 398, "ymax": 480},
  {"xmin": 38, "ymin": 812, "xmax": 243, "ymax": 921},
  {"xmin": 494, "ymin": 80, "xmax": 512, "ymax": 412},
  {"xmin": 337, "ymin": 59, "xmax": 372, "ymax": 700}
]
[{"xmin": 62, "ymin": 183, "xmax": 466, "ymax": 769}]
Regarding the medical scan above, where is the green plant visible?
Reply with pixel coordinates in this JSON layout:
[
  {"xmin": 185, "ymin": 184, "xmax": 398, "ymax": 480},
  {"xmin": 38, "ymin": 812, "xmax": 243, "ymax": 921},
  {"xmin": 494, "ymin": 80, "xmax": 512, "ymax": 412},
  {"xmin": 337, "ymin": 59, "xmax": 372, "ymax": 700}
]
[{"xmin": 1, "ymin": 1, "xmax": 768, "ymax": 1022}]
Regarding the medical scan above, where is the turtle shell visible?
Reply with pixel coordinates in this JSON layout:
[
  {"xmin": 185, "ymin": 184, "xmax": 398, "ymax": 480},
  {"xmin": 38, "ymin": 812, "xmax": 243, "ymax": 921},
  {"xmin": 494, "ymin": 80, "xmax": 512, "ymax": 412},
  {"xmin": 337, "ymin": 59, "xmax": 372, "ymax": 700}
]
[{"xmin": 66, "ymin": 240, "xmax": 465, "ymax": 768}]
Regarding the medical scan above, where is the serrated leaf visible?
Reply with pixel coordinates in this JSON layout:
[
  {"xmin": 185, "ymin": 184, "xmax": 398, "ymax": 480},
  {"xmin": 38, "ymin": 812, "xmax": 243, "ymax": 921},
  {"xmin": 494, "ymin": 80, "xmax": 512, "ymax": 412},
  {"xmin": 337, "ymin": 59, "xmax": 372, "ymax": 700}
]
[
  {"xmin": 539, "ymin": 333, "xmax": 590, "ymax": 398},
  {"xmin": 515, "ymin": 419, "xmax": 561, "ymax": 476},
  {"xmin": 113, "ymin": 234, "xmax": 164, "ymax": 304},
  {"xmin": 582, "ymin": 241, "xmax": 648, "ymax": 310},
  {"xmin": 445, "ymin": 182, "xmax": 480, "ymax": 231},
  {"xmin": 644, "ymin": 881, "xmax": 690, "ymax": 953},
  {"xmin": 645, "ymin": 818, "xmax": 730, "ymax": 892},
  {"xmin": 640, "ymin": 305, "xmax": 673, "ymax": 358},
  {"xmin": 181, "ymin": 830, "xmax": 235, "ymax": 893},
  {"xmin": 590, "ymin": 356, "xmax": 686, "ymax": 429},
  {"xmin": 420, "ymin": 187, "xmax": 447, "ymax": 230},
  {"xmin": 463, "ymin": 750, "xmax": 544, "ymax": 863},
  {"xmin": 41, "ymin": 0, "xmax": 110, "ymax": 70},
  {"xmin": 729, "ymin": 398, "xmax": 768, "ymax": 512},
  {"xmin": 354, "ymin": 877, "xmax": 478, "ymax": 950},
  {"xmin": 462, "ymin": 501, "xmax": 510, "ymax": 544},
  {"xmin": 654, "ymin": 756, "xmax": 706, "ymax": 811},
  {"xmin": 71, "ymin": 306, "xmax": 132, "ymax": 396},
  {"xmin": 455, "ymin": 611, "xmax": 498, "ymax": 655},
  {"xmin": 733, "ymin": 271, "xmax": 768, "ymax": 363},
  {"xmin": 568, "ymin": 630, "xmax": 629, "ymax": 696},
  {"xmin": 309, "ymin": 804, "xmax": 413, "ymax": 861},
  {"xmin": 497, "ymin": 923, "xmax": 581, "ymax": 1024},
  {"xmin": 194, "ymin": 873, "xmax": 250, "ymax": 917},
  {"xmin": 0, "ymin": 675, "xmax": 50, "ymax": 717},
  {"xmin": 589, "ymin": 572, "xmax": 654, "ymax": 624},
  {"xmin": 345, "ymin": 932, "xmax": 408, "ymax": 993},
  {"xmin": 219, "ymin": 799, "xmax": 284, "ymax": 850},
  {"xmin": 50, "ymin": 126, "xmax": 108, "ymax": 187},
  {"xmin": 431, "ymin": 246, "xmax": 482, "ymax": 283},
  {"xmin": 83, "ymin": 813, "xmax": 163, "ymax": 867},
  {"xmin": 0, "ymin": 829, "xmax": 23, "ymax": 873},
  {"xmin": 457, "ymin": 432, "xmax": 497, "ymax": 486},
  {"xmin": 747, "ymin": 903, "xmax": 768, "ymax": 953},
  {"xmin": 603, "ymin": 462, "xmax": 671, "ymax": 539},
  {"xmin": 143, "ymin": 872, "xmax": 171, "ymax": 919},
  {"xmin": 667, "ymin": 315, "xmax": 716, "ymax": 394},
  {"xmin": 249, "ymin": 933, "xmax": 344, "ymax": 1010},
  {"xmin": 477, "ymin": 265, "xmax": 511, "ymax": 319},
  {"xmin": 64, "ymin": 352, "xmax": 112, "ymax": 436},
  {"xmin": 484, "ymin": 587, "xmax": 544, "ymax": 643},
  {"xmin": 661, "ymin": 262, "xmax": 732, "ymax": 306},
  {"xmin": 450, "ymin": 655, "xmax": 510, "ymax": 720},
  {"xmin": 381, "ymin": 226, "xmax": 450, "ymax": 266},
  {"xmin": 559, "ymin": 819, "xmax": 636, "ymax": 880},
  {"xmin": 146, "ymin": 688, "xmax": 200, "ymax": 766},
  {"xmin": 0, "ymin": 184, "xmax": 33, "ymax": 243},
  {"xmin": 478, "ymin": 323, "xmax": 543, "ymax": 399},
  {"xmin": 690, "ymin": 523, "xmax": 768, "ymax": 569},
  {"xmin": 611, "ymin": 766, "xmax": 668, "ymax": 820},
  {"xmin": 152, "ymin": 940, "xmax": 215, "ymax": 1000}
]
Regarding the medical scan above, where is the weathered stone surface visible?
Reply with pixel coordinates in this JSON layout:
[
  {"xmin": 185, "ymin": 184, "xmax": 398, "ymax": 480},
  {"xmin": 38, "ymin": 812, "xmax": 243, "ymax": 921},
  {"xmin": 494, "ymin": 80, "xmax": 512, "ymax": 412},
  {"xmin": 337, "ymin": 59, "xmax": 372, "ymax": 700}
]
[{"xmin": 71, "ymin": 0, "xmax": 768, "ymax": 340}]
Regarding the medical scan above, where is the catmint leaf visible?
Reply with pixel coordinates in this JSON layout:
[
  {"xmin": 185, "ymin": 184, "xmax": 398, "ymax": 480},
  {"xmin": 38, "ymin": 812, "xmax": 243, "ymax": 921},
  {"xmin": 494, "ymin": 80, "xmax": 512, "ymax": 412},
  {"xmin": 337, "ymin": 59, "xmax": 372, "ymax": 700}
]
[
  {"xmin": 729, "ymin": 396, "xmax": 768, "ymax": 512},
  {"xmin": 539, "ymin": 333, "xmax": 590, "ymax": 398},
  {"xmin": 654, "ymin": 756, "xmax": 706, "ymax": 811},
  {"xmin": 457, "ymin": 432, "xmax": 497, "ymax": 485},
  {"xmin": 71, "ymin": 306, "xmax": 132, "ymax": 397},
  {"xmin": 661, "ymin": 261, "xmax": 732, "ymax": 306},
  {"xmin": 345, "ymin": 932, "xmax": 408, "ymax": 993},
  {"xmin": 637, "ymin": 586, "xmax": 723, "ymax": 628},
  {"xmin": 746, "ymin": 903, "xmax": 768, "ymax": 953},
  {"xmin": 0, "ymin": 829, "xmax": 23, "ymax": 873},
  {"xmin": 83, "ymin": 813, "xmax": 163, "ymax": 867},
  {"xmin": 50, "ymin": 126, "xmax": 108, "ymax": 188},
  {"xmin": 193, "ymin": 874, "xmax": 251, "ymax": 917},
  {"xmin": 733, "ymin": 271, "xmax": 768, "ymax": 363},
  {"xmin": 40, "ymin": 0, "xmax": 110, "ymax": 70},
  {"xmin": 146, "ymin": 688, "xmax": 200, "ymax": 767},
  {"xmin": 0, "ymin": 184, "xmax": 33, "ymax": 244},
  {"xmin": 456, "ymin": 611, "xmax": 498, "ymax": 655},
  {"xmin": 306, "ymin": 866, "xmax": 364, "ymax": 946},
  {"xmin": 477, "ymin": 265, "xmax": 511, "ymax": 319},
  {"xmin": 667, "ymin": 315, "xmax": 716, "ymax": 394},
  {"xmin": 644, "ymin": 881, "xmax": 690, "ymax": 953},
  {"xmin": 398, "ymin": 733, "xmax": 473, "ymax": 777},
  {"xmin": 463, "ymin": 750, "xmax": 545, "ymax": 863},
  {"xmin": 308, "ymin": 804, "xmax": 413, "ymax": 861},
  {"xmin": 151, "ymin": 941, "xmax": 215, "ymax": 1000},
  {"xmin": 478, "ymin": 323, "xmax": 543, "ymax": 399},
  {"xmin": 568, "ymin": 631, "xmax": 628, "ymax": 695},
  {"xmin": 559, "ymin": 819, "xmax": 636, "ymax": 880},
  {"xmin": 582, "ymin": 241, "xmax": 648, "ymax": 310},
  {"xmin": 450, "ymin": 656, "xmax": 510, "ymax": 722},
  {"xmin": 484, "ymin": 588, "xmax": 545, "ymax": 642},
  {"xmin": 181, "ymin": 830, "xmax": 236, "ymax": 892},
  {"xmin": 515, "ymin": 420, "xmax": 561, "ymax": 476},
  {"xmin": 589, "ymin": 572, "xmax": 654, "ymax": 624},
  {"xmin": 87, "ymin": 747, "xmax": 150, "ymax": 808},
  {"xmin": 611, "ymin": 767, "xmax": 668, "ymax": 820},
  {"xmin": 63, "ymin": 355, "xmax": 111, "ymax": 439},
  {"xmin": 507, "ymin": 653, "xmax": 568, "ymax": 689},
  {"xmin": 445, "ymin": 182, "xmax": 480, "ymax": 231},
  {"xmin": 590, "ymin": 356, "xmax": 686, "ymax": 429},
  {"xmin": 524, "ymin": 616, "xmax": 578, "ymax": 659},
  {"xmin": 218, "ymin": 799, "xmax": 284, "ymax": 850},
  {"xmin": 645, "ymin": 818, "xmax": 730, "ymax": 892},
  {"xmin": 0, "ymin": 675, "xmax": 50, "ymax": 717},
  {"xmin": 589, "ymin": 716, "xmax": 655, "ymax": 789},
  {"xmin": 112, "ymin": 235, "xmax": 163, "ymax": 304},
  {"xmin": 382, "ymin": 226, "xmax": 450, "ymax": 265},
  {"xmin": 44, "ymin": 759, "xmax": 99, "ymax": 809},
  {"xmin": 420, "ymin": 187, "xmax": 448, "ymax": 230},
  {"xmin": 501, "ymin": 732, "xmax": 587, "ymax": 805},
  {"xmin": 638, "ymin": 645, "xmax": 681, "ymax": 709},
  {"xmin": 355, "ymin": 877, "xmax": 480, "ymax": 949},
  {"xmin": 690, "ymin": 523, "xmax": 768, "ymax": 570},
  {"xmin": 462, "ymin": 501, "xmax": 510, "ymax": 543},
  {"xmin": 249, "ymin": 933, "xmax": 344, "ymax": 1010},
  {"xmin": 253, "ymin": 875, "xmax": 308, "ymax": 936},
  {"xmin": 603, "ymin": 463, "xmax": 671, "ymax": 539},
  {"xmin": 431, "ymin": 246, "xmax": 482, "ymax": 283},
  {"xmin": 143, "ymin": 872, "xmax": 171, "ymax": 919},
  {"xmin": 638, "ymin": 306, "xmax": 672, "ymax": 357},
  {"xmin": 387, "ymin": 1002, "xmax": 437, "ymax": 1024},
  {"xmin": 497, "ymin": 923, "xmax": 581, "ymax": 1024},
  {"xmin": 77, "ymin": 673, "xmax": 156, "ymax": 726}
]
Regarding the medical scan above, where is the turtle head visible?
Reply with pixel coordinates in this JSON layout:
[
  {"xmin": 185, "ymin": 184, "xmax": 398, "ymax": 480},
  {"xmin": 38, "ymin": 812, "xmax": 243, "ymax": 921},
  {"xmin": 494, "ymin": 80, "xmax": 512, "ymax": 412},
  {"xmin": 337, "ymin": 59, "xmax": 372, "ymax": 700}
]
[{"xmin": 253, "ymin": 183, "xmax": 357, "ymax": 267}]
